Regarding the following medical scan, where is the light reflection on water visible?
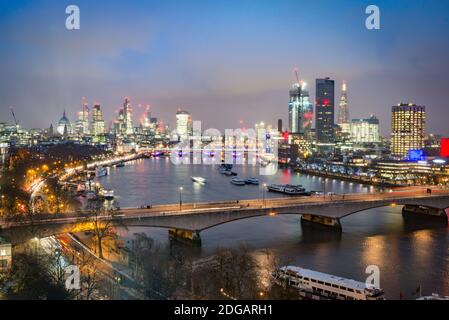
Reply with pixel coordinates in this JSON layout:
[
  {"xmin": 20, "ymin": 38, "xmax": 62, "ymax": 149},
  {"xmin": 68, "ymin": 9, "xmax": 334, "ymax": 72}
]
[
  {"xmin": 100, "ymin": 158, "xmax": 377, "ymax": 208},
  {"xmin": 106, "ymin": 159, "xmax": 448, "ymax": 299}
]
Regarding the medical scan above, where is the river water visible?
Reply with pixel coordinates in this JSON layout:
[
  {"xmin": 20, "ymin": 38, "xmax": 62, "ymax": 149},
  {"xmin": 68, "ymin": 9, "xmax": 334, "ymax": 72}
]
[{"xmin": 99, "ymin": 157, "xmax": 449, "ymax": 299}]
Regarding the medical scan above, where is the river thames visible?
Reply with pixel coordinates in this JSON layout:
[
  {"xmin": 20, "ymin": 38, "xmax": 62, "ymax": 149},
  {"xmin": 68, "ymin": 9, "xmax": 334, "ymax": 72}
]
[{"xmin": 100, "ymin": 158, "xmax": 449, "ymax": 299}]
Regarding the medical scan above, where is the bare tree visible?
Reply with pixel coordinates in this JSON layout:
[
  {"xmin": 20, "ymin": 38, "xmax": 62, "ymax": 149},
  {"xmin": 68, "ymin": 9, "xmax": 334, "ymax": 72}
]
[
  {"xmin": 84, "ymin": 201, "xmax": 122, "ymax": 259},
  {"xmin": 78, "ymin": 251, "xmax": 104, "ymax": 300}
]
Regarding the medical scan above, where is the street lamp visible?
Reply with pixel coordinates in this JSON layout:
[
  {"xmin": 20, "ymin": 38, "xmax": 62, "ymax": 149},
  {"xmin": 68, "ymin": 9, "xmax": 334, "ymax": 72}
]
[
  {"xmin": 179, "ymin": 186, "xmax": 183, "ymax": 211},
  {"xmin": 323, "ymin": 178, "xmax": 327, "ymax": 199},
  {"xmin": 262, "ymin": 183, "xmax": 267, "ymax": 208}
]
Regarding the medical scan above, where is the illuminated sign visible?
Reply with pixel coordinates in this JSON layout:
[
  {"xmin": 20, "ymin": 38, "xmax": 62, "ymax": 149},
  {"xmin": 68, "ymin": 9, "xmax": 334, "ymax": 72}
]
[
  {"xmin": 441, "ymin": 138, "xmax": 449, "ymax": 157},
  {"xmin": 408, "ymin": 149, "xmax": 425, "ymax": 161}
]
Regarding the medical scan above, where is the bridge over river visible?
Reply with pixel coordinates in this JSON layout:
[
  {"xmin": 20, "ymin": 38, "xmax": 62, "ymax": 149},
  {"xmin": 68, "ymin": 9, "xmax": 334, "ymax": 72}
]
[{"xmin": 1, "ymin": 188, "xmax": 449, "ymax": 245}]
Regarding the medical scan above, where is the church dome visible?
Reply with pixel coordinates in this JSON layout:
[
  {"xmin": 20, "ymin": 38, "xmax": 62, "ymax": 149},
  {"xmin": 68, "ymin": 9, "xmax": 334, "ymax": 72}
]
[{"xmin": 57, "ymin": 111, "xmax": 72, "ymax": 135}]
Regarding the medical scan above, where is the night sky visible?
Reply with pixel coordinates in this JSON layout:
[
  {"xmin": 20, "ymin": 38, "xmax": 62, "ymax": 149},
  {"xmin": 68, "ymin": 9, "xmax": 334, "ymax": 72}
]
[{"xmin": 1, "ymin": 0, "xmax": 449, "ymax": 136}]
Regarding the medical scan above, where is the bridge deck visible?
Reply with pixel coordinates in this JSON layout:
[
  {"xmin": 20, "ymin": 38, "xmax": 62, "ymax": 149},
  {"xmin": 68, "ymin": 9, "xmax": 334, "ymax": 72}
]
[{"xmin": 2, "ymin": 188, "xmax": 449, "ymax": 227}]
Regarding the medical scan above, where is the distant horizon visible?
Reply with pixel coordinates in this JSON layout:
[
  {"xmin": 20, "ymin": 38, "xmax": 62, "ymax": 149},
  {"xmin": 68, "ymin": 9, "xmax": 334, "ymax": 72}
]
[{"xmin": 1, "ymin": 0, "xmax": 449, "ymax": 136}]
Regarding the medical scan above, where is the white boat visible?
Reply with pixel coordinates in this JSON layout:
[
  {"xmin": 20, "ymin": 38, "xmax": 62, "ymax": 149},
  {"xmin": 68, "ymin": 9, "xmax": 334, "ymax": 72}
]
[
  {"xmin": 417, "ymin": 294, "xmax": 449, "ymax": 300},
  {"xmin": 272, "ymin": 266, "xmax": 385, "ymax": 301},
  {"xmin": 191, "ymin": 176, "xmax": 206, "ymax": 184},
  {"xmin": 99, "ymin": 189, "xmax": 114, "ymax": 200},
  {"xmin": 245, "ymin": 177, "xmax": 260, "ymax": 185},
  {"xmin": 267, "ymin": 184, "xmax": 307, "ymax": 195},
  {"xmin": 231, "ymin": 177, "xmax": 246, "ymax": 186},
  {"xmin": 96, "ymin": 166, "xmax": 108, "ymax": 177}
]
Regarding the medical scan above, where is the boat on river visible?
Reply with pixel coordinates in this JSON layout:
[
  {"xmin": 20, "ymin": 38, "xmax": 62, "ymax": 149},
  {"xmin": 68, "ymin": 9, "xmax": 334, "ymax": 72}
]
[
  {"xmin": 95, "ymin": 166, "xmax": 108, "ymax": 177},
  {"xmin": 99, "ymin": 188, "xmax": 114, "ymax": 200},
  {"xmin": 272, "ymin": 266, "xmax": 385, "ymax": 300},
  {"xmin": 191, "ymin": 176, "xmax": 206, "ymax": 184},
  {"xmin": 245, "ymin": 177, "xmax": 260, "ymax": 185},
  {"xmin": 231, "ymin": 177, "xmax": 246, "ymax": 186},
  {"xmin": 267, "ymin": 184, "xmax": 309, "ymax": 195}
]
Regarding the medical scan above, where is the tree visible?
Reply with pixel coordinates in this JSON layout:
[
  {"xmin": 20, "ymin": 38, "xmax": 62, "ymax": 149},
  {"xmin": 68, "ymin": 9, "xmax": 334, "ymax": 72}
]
[
  {"xmin": 2, "ymin": 248, "xmax": 74, "ymax": 300},
  {"xmin": 84, "ymin": 201, "xmax": 123, "ymax": 260},
  {"xmin": 76, "ymin": 250, "xmax": 104, "ymax": 300}
]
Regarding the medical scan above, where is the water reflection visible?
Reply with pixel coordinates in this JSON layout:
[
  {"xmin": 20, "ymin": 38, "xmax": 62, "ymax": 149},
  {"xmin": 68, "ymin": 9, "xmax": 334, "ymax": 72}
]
[
  {"xmin": 104, "ymin": 160, "xmax": 448, "ymax": 299},
  {"xmin": 112, "ymin": 207, "xmax": 449, "ymax": 299},
  {"xmin": 100, "ymin": 158, "xmax": 377, "ymax": 207}
]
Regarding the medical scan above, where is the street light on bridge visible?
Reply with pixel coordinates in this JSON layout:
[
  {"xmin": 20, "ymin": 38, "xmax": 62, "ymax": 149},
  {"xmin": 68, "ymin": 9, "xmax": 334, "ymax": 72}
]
[
  {"xmin": 322, "ymin": 178, "xmax": 327, "ymax": 200},
  {"xmin": 179, "ymin": 186, "xmax": 183, "ymax": 211},
  {"xmin": 262, "ymin": 183, "xmax": 267, "ymax": 208}
]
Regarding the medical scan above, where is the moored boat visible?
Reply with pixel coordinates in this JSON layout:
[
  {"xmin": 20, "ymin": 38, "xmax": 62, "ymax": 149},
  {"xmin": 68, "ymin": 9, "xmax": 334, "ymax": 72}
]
[
  {"xmin": 95, "ymin": 166, "xmax": 108, "ymax": 177},
  {"xmin": 267, "ymin": 184, "xmax": 308, "ymax": 195},
  {"xmin": 231, "ymin": 177, "xmax": 246, "ymax": 186},
  {"xmin": 272, "ymin": 266, "xmax": 385, "ymax": 300},
  {"xmin": 245, "ymin": 177, "xmax": 260, "ymax": 185},
  {"xmin": 99, "ymin": 189, "xmax": 114, "ymax": 200},
  {"xmin": 417, "ymin": 293, "xmax": 449, "ymax": 300}
]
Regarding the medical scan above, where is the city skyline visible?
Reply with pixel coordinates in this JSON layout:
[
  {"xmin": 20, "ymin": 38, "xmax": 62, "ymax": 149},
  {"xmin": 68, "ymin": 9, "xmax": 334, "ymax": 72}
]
[
  {"xmin": 1, "ymin": 0, "xmax": 449, "ymax": 136},
  {"xmin": 2, "ymin": 1, "xmax": 449, "ymax": 304}
]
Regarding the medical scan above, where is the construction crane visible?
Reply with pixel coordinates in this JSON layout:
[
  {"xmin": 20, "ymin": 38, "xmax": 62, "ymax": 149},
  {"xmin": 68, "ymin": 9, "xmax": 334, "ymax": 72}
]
[
  {"xmin": 9, "ymin": 106, "xmax": 19, "ymax": 131},
  {"xmin": 294, "ymin": 67, "xmax": 300, "ymax": 85}
]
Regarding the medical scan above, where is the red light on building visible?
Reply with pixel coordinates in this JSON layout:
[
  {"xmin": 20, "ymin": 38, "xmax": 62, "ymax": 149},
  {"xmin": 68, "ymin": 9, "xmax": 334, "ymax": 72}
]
[
  {"xmin": 283, "ymin": 131, "xmax": 289, "ymax": 141},
  {"xmin": 441, "ymin": 138, "xmax": 449, "ymax": 157},
  {"xmin": 322, "ymin": 99, "xmax": 330, "ymax": 106}
]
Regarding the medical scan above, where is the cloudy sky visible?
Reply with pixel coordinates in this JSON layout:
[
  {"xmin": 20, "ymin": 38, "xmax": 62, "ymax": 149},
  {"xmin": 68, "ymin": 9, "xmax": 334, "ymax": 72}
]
[{"xmin": 1, "ymin": 0, "xmax": 449, "ymax": 136}]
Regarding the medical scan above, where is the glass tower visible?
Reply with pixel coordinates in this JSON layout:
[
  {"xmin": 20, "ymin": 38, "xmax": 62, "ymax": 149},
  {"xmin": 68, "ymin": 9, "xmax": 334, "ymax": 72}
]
[{"xmin": 315, "ymin": 78, "xmax": 335, "ymax": 143}]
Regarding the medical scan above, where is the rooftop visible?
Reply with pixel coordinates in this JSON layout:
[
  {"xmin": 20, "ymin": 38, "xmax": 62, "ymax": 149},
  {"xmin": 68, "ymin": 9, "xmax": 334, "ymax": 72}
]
[{"xmin": 282, "ymin": 266, "xmax": 378, "ymax": 291}]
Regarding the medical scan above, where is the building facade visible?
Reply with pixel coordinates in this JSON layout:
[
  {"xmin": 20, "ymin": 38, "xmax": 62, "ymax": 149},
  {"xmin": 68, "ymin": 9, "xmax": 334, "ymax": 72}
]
[
  {"xmin": 351, "ymin": 116, "xmax": 380, "ymax": 144},
  {"xmin": 123, "ymin": 98, "xmax": 134, "ymax": 136},
  {"xmin": 338, "ymin": 81, "xmax": 349, "ymax": 125},
  {"xmin": 288, "ymin": 82, "xmax": 313, "ymax": 135},
  {"xmin": 175, "ymin": 110, "xmax": 192, "ymax": 141},
  {"xmin": 75, "ymin": 103, "xmax": 90, "ymax": 136},
  {"xmin": 288, "ymin": 83, "xmax": 301, "ymax": 133},
  {"xmin": 92, "ymin": 104, "xmax": 105, "ymax": 142},
  {"xmin": 391, "ymin": 103, "xmax": 426, "ymax": 159},
  {"xmin": 315, "ymin": 78, "xmax": 335, "ymax": 143}
]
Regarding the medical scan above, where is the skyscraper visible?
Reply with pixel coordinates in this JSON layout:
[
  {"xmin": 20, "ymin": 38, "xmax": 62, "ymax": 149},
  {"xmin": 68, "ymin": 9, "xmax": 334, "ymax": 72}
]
[
  {"xmin": 315, "ymin": 77, "xmax": 335, "ymax": 143},
  {"xmin": 288, "ymin": 82, "xmax": 313, "ymax": 135},
  {"xmin": 288, "ymin": 83, "xmax": 301, "ymax": 133},
  {"xmin": 123, "ymin": 97, "xmax": 134, "ymax": 136},
  {"xmin": 142, "ymin": 105, "xmax": 152, "ymax": 128},
  {"xmin": 299, "ymin": 83, "xmax": 313, "ymax": 135},
  {"xmin": 75, "ymin": 102, "xmax": 89, "ymax": 136},
  {"xmin": 350, "ymin": 115, "xmax": 380, "ymax": 143},
  {"xmin": 278, "ymin": 119, "xmax": 283, "ymax": 133},
  {"xmin": 391, "ymin": 103, "xmax": 426, "ymax": 159},
  {"xmin": 92, "ymin": 104, "xmax": 105, "ymax": 137},
  {"xmin": 176, "ymin": 109, "xmax": 192, "ymax": 141},
  {"xmin": 338, "ymin": 81, "xmax": 349, "ymax": 125}
]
